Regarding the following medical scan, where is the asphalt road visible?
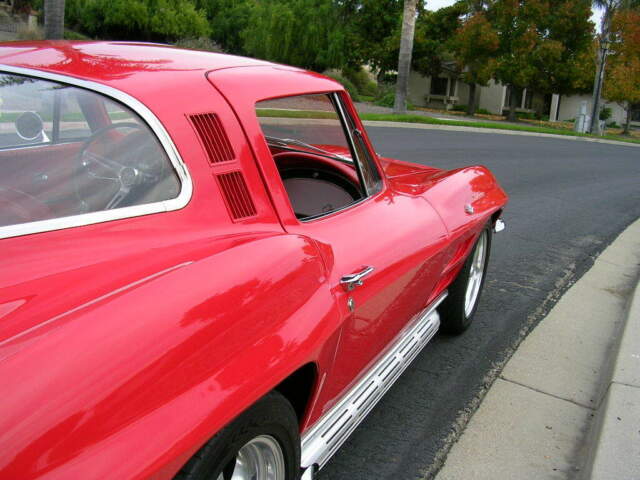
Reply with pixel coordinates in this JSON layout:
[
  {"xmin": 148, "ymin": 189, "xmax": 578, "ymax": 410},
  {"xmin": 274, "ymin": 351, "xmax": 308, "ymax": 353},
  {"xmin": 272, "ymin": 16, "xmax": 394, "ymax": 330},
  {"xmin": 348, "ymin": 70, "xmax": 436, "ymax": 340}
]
[{"xmin": 317, "ymin": 128, "xmax": 640, "ymax": 480}]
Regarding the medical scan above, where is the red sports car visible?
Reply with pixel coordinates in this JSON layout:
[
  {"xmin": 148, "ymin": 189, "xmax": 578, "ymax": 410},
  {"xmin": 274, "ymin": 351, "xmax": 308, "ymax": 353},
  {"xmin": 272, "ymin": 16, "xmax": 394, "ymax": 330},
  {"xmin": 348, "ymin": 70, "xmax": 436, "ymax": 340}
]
[{"xmin": 0, "ymin": 41, "xmax": 507, "ymax": 480}]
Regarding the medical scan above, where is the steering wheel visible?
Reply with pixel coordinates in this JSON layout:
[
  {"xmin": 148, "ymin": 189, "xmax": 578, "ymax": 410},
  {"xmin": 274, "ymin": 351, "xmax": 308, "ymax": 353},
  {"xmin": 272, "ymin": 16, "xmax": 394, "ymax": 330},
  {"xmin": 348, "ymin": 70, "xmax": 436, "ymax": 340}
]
[{"xmin": 75, "ymin": 122, "xmax": 166, "ymax": 212}]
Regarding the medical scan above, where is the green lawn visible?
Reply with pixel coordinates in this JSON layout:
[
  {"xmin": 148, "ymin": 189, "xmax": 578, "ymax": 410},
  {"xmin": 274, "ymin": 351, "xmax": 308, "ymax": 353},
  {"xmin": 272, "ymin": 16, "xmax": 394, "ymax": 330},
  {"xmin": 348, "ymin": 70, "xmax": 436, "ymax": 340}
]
[{"xmin": 359, "ymin": 113, "xmax": 640, "ymax": 145}]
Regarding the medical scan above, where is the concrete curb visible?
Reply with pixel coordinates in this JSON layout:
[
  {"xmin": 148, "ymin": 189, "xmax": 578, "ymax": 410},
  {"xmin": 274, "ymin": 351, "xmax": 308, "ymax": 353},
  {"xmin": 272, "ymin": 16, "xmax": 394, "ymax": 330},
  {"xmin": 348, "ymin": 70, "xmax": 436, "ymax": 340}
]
[
  {"xmin": 361, "ymin": 120, "xmax": 640, "ymax": 148},
  {"xmin": 583, "ymin": 279, "xmax": 640, "ymax": 479}
]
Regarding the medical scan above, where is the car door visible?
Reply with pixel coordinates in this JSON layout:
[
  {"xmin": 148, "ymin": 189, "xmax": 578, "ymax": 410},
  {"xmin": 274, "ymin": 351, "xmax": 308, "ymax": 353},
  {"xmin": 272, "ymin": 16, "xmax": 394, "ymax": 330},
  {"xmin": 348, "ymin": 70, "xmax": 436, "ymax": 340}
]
[{"xmin": 253, "ymin": 92, "xmax": 450, "ymax": 402}]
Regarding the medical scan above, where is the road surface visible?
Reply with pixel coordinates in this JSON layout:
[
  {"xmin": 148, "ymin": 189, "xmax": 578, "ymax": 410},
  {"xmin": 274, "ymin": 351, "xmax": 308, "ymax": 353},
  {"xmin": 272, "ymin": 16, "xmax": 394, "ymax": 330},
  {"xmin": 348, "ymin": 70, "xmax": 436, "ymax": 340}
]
[{"xmin": 317, "ymin": 128, "xmax": 640, "ymax": 480}]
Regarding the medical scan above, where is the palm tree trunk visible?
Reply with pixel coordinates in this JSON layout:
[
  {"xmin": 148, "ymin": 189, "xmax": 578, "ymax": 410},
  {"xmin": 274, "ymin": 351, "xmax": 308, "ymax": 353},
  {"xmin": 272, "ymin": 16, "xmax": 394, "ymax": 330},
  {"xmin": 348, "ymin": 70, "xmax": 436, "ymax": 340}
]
[
  {"xmin": 44, "ymin": 0, "xmax": 66, "ymax": 40},
  {"xmin": 393, "ymin": 0, "xmax": 418, "ymax": 115},
  {"xmin": 467, "ymin": 83, "xmax": 477, "ymax": 115}
]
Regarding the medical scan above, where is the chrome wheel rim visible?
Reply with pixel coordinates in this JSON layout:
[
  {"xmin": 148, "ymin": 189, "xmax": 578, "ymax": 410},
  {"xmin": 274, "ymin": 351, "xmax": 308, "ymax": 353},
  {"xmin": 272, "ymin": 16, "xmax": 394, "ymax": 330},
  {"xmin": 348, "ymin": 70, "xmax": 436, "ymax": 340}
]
[
  {"xmin": 216, "ymin": 435, "xmax": 285, "ymax": 480},
  {"xmin": 464, "ymin": 231, "xmax": 487, "ymax": 318}
]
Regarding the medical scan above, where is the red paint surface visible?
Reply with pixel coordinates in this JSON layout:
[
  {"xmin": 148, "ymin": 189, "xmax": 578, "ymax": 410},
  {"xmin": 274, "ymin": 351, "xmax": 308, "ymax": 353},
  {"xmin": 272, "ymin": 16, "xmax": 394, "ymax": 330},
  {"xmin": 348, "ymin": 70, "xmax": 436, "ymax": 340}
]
[{"xmin": 0, "ymin": 42, "xmax": 507, "ymax": 479}]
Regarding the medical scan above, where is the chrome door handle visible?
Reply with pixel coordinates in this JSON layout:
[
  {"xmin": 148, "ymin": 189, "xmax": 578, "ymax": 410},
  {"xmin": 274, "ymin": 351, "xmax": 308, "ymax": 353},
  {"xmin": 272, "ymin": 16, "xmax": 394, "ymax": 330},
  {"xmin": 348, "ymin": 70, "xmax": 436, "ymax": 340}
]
[{"xmin": 340, "ymin": 266, "xmax": 374, "ymax": 291}]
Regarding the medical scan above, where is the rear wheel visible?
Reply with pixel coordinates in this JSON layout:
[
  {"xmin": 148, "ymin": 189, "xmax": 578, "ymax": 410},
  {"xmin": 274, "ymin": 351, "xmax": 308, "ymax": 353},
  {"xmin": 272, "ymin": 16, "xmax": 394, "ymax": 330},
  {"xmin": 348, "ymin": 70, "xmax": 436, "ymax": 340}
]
[
  {"xmin": 175, "ymin": 391, "xmax": 300, "ymax": 480},
  {"xmin": 440, "ymin": 223, "xmax": 492, "ymax": 334}
]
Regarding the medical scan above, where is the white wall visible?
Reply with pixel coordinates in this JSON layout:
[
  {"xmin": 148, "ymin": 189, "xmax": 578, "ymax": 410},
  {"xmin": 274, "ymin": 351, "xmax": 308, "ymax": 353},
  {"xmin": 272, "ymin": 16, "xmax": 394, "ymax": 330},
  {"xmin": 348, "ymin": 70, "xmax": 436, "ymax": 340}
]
[
  {"xmin": 557, "ymin": 95, "xmax": 627, "ymax": 126},
  {"xmin": 478, "ymin": 80, "xmax": 506, "ymax": 114},
  {"xmin": 408, "ymin": 71, "xmax": 430, "ymax": 106},
  {"xmin": 456, "ymin": 81, "xmax": 470, "ymax": 106}
]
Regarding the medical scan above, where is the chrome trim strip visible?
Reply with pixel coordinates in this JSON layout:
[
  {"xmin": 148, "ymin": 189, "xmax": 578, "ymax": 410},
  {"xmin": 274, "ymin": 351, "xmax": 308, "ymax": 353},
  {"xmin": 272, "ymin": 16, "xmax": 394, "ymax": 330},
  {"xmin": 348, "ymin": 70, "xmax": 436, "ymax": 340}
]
[
  {"xmin": 494, "ymin": 218, "xmax": 505, "ymax": 233},
  {"xmin": 300, "ymin": 291, "xmax": 447, "ymax": 470},
  {"xmin": 332, "ymin": 92, "xmax": 369, "ymax": 196},
  {"xmin": 0, "ymin": 64, "xmax": 193, "ymax": 240}
]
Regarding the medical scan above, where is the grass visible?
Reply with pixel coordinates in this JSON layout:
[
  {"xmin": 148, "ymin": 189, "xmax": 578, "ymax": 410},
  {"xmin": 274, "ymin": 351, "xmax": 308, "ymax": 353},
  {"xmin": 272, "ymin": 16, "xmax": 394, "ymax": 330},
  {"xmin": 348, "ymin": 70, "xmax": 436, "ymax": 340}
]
[{"xmin": 358, "ymin": 113, "xmax": 640, "ymax": 144}]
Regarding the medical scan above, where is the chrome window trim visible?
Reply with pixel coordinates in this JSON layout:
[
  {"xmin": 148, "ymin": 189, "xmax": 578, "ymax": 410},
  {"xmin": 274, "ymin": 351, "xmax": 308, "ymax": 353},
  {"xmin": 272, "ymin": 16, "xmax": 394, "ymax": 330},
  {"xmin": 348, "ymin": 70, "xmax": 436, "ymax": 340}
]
[
  {"xmin": 331, "ymin": 92, "xmax": 369, "ymax": 196},
  {"xmin": 0, "ymin": 64, "xmax": 193, "ymax": 240}
]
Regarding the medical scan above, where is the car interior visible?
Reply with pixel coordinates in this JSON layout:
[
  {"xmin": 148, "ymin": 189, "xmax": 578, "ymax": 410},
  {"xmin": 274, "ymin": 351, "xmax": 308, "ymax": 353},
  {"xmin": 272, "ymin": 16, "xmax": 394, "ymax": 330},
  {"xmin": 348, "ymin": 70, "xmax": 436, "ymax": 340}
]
[{"xmin": 257, "ymin": 93, "xmax": 378, "ymax": 220}]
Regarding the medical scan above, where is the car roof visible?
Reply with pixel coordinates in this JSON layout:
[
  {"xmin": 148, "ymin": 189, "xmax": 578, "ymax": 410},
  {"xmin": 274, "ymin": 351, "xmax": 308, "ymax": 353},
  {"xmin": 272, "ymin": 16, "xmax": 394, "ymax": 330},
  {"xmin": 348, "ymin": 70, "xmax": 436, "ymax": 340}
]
[{"xmin": 0, "ymin": 41, "xmax": 280, "ymax": 78}]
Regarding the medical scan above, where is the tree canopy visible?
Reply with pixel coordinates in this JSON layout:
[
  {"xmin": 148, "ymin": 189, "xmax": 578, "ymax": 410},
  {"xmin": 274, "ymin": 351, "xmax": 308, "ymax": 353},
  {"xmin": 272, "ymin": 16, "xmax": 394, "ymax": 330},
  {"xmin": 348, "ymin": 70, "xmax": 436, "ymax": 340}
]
[
  {"xmin": 604, "ymin": 8, "xmax": 640, "ymax": 132},
  {"xmin": 66, "ymin": 0, "xmax": 210, "ymax": 41},
  {"xmin": 54, "ymin": 0, "xmax": 609, "ymax": 115}
]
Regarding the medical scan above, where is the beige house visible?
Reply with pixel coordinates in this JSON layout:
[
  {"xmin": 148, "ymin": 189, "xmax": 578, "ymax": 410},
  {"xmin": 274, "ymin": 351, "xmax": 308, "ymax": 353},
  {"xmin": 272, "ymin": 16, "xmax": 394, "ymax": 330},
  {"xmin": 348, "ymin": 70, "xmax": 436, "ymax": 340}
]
[{"xmin": 408, "ymin": 70, "xmax": 636, "ymax": 127}]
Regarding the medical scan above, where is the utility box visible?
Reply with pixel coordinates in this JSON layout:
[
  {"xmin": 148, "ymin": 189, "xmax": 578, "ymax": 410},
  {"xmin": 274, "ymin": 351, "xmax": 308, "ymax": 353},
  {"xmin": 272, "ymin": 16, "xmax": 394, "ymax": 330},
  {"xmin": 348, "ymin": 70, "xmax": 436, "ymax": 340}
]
[{"xmin": 574, "ymin": 101, "xmax": 590, "ymax": 133}]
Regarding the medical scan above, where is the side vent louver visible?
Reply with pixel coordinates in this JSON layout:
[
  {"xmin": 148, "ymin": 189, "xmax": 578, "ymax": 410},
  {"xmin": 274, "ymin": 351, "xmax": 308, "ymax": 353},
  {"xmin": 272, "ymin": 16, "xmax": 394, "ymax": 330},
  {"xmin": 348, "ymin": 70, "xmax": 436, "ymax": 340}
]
[
  {"xmin": 217, "ymin": 171, "xmax": 257, "ymax": 220},
  {"xmin": 189, "ymin": 113, "xmax": 235, "ymax": 164}
]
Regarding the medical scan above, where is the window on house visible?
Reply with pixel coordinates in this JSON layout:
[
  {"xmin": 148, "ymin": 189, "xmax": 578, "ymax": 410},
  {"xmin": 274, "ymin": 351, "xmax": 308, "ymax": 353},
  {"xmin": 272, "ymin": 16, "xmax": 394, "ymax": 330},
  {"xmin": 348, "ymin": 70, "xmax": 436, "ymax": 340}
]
[{"xmin": 430, "ymin": 77, "xmax": 448, "ymax": 96}]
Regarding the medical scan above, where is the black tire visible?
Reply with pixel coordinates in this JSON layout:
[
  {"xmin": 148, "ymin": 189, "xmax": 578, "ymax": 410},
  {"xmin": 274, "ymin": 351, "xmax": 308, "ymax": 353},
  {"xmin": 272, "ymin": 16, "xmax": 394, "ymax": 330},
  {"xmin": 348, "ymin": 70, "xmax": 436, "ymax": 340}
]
[
  {"xmin": 175, "ymin": 391, "xmax": 300, "ymax": 480},
  {"xmin": 440, "ymin": 222, "xmax": 492, "ymax": 334}
]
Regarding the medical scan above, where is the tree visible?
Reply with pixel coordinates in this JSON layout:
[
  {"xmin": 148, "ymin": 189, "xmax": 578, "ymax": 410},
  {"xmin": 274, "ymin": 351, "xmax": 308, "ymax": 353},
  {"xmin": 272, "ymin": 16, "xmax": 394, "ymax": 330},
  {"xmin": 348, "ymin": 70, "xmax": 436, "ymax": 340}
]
[
  {"xmin": 394, "ymin": 0, "xmax": 418, "ymax": 114},
  {"xmin": 603, "ymin": 8, "xmax": 640, "ymax": 134},
  {"xmin": 194, "ymin": 0, "xmax": 253, "ymax": 54},
  {"xmin": 412, "ymin": 3, "xmax": 466, "ymax": 78},
  {"xmin": 450, "ymin": 10, "xmax": 498, "ymax": 114},
  {"xmin": 337, "ymin": 0, "xmax": 405, "ymax": 74},
  {"xmin": 45, "ymin": 0, "xmax": 65, "ymax": 39},
  {"xmin": 589, "ymin": 0, "xmax": 640, "ymax": 133},
  {"xmin": 242, "ymin": 0, "xmax": 347, "ymax": 72},
  {"xmin": 488, "ymin": 0, "xmax": 594, "ymax": 121},
  {"xmin": 68, "ymin": 0, "xmax": 210, "ymax": 42}
]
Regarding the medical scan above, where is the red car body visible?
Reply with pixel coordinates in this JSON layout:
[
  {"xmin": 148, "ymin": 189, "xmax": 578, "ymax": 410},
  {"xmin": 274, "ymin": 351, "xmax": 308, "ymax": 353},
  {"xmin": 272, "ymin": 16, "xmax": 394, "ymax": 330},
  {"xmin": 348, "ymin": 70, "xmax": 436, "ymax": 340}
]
[{"xmin": 0, "ymin": 42, "xmax": 507, "ymax": 479}]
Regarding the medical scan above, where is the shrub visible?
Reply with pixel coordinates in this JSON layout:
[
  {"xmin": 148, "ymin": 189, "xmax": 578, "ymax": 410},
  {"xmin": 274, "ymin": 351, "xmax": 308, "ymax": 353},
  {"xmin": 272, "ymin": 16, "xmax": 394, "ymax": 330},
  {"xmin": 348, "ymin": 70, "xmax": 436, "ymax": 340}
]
[
  {"xmin": 375, "ymin": 91, "xmax": 396, "ymax": 108},
  {"xmin": 515, "ymin": 111, "xmax": 536, "ymax": 120},
  {"xmin": 438, "ymin": 104, "xmax": 491, "ymax": 115},
  {"xmin": 599, "ymin": 106, "xmax": 612, "ymax": 121},
  {"xmin": 374, "ymin": 91, "xmax": 415, "ymax": 110},
  {"xmin": 64, "ymin": 29, "xmax": 91, "ymax": 40},
  {"xmin": 342, "ymin": 67, "xmax": 378, "ymax": 97},
  {"xmin": 606, "ymin": 121, "xmax": 620, "ymax": 129},
  {"xmin": 323, "ymin": 72, "xmax": 360, "ymax": 102}
]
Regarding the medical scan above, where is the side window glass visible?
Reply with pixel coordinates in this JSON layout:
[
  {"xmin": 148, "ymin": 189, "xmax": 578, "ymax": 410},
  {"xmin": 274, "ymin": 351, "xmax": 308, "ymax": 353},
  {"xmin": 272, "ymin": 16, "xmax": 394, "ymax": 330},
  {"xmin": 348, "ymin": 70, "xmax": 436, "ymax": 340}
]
[
  {"xmin": 0, "ymin": 72, "xmax": 181, "ymax": 229},
  {"xmin": 58, "ymin": 89, "xmax": 92, "ymax": 140},
  {"xmin": 0, "ymin": 75, "xmax": 54, "ymax": 147},
  {"xmin": 256, "ymin": 93, "xmax": 374, "ymax": 220}
]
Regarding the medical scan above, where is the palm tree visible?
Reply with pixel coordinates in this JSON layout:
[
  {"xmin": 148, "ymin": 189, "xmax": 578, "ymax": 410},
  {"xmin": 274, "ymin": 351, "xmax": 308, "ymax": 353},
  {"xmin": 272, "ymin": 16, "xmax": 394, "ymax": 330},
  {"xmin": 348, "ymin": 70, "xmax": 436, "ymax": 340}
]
[
  {"xmin": 44, "ymin": 0, "xmax": 65, "ymax": 40},
  {"xmin": 394, "ymin": 0, "xmax": 419, "ymax": 114}
]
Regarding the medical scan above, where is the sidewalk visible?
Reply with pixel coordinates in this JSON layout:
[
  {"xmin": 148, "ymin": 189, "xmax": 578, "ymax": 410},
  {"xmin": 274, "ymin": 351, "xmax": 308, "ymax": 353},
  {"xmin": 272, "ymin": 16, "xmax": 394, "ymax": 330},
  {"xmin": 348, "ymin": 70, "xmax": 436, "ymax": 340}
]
[{"xmin": 434, "ymin": 218, "xmax": 640, "ymax": 479}]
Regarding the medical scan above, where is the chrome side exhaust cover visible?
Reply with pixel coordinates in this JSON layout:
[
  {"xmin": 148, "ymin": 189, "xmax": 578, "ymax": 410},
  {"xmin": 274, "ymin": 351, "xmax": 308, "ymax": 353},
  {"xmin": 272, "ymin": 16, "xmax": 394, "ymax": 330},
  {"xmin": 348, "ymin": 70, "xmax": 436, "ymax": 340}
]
[
  {"xmin": 494, "ymin": 218, "xmax": 505, "ymax": 233},
  {"xmin": 300, "ymin": 292, "xmax": 447, "ymax": 470}
]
